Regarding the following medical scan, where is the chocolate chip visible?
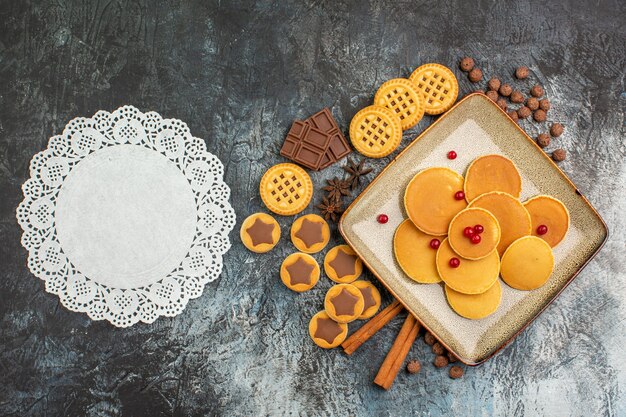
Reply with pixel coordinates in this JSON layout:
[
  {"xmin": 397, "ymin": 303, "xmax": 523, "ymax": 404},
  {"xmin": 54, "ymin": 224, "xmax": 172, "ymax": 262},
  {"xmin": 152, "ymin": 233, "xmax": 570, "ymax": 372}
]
[
  {"xmin": 510, "ymin": 91, "xmax": 524, "ymax": 103},
  {"xmin": 499, "ymin": 83, "xmax": 513, "ymax": 97},
  {"xmin": 486, "ymin": 90, "xmax": 499, "ymax": 102},
  {"xmin": 517, "ymin": 106, "xmax": 531, "ymax": 119},
  {"xmin": 552, "ymin": 148, "xmax": 566, "ymax": 162},
  {"xmin": 539, "ymin": 99, "xmax": 551, "ymax": 111},
  {"xmin": 530, "ymin": 84, "xmax": 544, "ymax": 98},
  {"xmin": 533, "ymin": 109, "xmax": 547, "ymax": 122},
  {"xmin": 515, "ymin": 66, "xmax": 529, "ymax": 79},
  {"xmin": 496, "ymin": 98, "xmax": 507, "ymax": 111},
  {"xmin": 536, "ymin": 133, "xmax": 550, "ymax": 148},
  {"xmin": 449, "ymin": 366, "xmax": 464, "ymax": 379},
  {"xmin": 468, "ymin": 68, "xmax": 483, "ymax": 83},
  {"xmin": 487, "ymin": 77, "xmax": 501, "ymax": 91},
  {"xmin": 459, "ymin": 57, "xmax": 475, "ymax": 72},
  {"xmin": 526, "ymin": 97, "xmax": 539, "ymax": 111},
  {"xmin": 424, "ymin": 332, "xmax": 436, "ymax": 346},
  {"xmin": 550, "ymin": 123, "xmax": 564, "ymax": 137},
  {"xmin": 432, "ymin": 342, "xmax": 445, "ymax": 355},
  {"xmin": 406, "ymin": 360, "xmax": 421, "ymax": 374},
  {"xmin": 507, "ymin": 110, "xmax": 519, "ymax": 122},
  {"xmin": 434, "ymin": 355, "xmax": 449, "ymax": 368}
]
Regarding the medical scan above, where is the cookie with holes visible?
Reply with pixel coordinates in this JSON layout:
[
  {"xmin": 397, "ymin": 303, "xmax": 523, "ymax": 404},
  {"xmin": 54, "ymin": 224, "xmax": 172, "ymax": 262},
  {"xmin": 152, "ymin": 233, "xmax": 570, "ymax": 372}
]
[
  {"xmin": 259, "ymin": 163, "xmax": 313, "ymax": 216},
  {"xmin": 409, "ymin": 63, "xmax": 459, "ymax": 115},
  {"xmin": 374, "ymin": 78, "xmax": 425, "ymax": 130},
  {"xmin": 349, "ymin": 105, "xmax": 402, "ymax": 158},
  {"xmin": 240, "ymin": 213, "xmax": 281, "ymax": 253}
]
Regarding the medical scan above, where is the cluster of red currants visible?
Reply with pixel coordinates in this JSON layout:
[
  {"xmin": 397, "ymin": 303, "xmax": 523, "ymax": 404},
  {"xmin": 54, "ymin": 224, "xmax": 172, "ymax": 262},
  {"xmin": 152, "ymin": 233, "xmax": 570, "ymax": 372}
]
[{"xmin": 463, "ymin": 224, "xmax": 484, "ymax": 244}]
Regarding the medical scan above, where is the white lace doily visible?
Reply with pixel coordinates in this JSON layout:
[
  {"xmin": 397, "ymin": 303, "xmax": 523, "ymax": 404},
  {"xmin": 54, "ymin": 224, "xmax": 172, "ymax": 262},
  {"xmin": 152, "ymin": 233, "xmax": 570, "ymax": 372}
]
[{"xmin": 16, "ymin": 106, "xmax": 236, "ymax": 327}]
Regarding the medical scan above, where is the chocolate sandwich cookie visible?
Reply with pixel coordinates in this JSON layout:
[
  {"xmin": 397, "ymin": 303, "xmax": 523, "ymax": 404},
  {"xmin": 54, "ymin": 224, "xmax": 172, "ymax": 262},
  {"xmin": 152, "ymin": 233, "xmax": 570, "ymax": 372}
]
[
  {"xmin": 240, "ymin": 213, "xmax": 280, "ymax": 253},
  {"xmin": 280, "ymin": 252, "xmax": 320, "ymax": 292},
  {"xmin": 324, "ymin": 283, "xmax": 365, "ymax": 324},
  {"xmin": 309, "ymin": 311, "xmax": 348, "ymax": 349},
  {"xmin": 351, "ymin": 281, "xmax": 381, "ymax": 319},
  {"xmin": 324, "ymin": 244, "xmax": 363, "ymax": 283},
  {"xmin": 290, "ymin": 214, "xmax": 330, "ymax": 254}
]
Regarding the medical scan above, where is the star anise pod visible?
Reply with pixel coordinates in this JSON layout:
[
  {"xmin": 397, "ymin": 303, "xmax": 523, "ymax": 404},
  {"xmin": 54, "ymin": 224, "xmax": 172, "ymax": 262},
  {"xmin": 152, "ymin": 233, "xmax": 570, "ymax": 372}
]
[
  {"xmin": 323, "ymin": 177, "xmax": 351, "ymax": 202},
  {"xmin": 317, "ymin": 196, "xmax": 343, "ymax": 222},
  {"xmin": 343, "ymin": 158, "xmax": 373, "ymax": 191}
]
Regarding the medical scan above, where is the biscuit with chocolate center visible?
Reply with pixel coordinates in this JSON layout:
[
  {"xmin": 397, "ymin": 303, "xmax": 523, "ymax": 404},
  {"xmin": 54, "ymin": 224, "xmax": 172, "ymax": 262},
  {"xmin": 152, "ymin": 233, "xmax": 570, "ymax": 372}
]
[{"xmin": 240, "ymin": 213, "xmax": 280, "ymax": 253}]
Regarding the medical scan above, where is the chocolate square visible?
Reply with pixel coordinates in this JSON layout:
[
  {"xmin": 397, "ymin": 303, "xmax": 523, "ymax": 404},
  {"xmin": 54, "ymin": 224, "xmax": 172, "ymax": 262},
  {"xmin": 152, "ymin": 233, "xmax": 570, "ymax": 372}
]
[{"xmin": 280, "ymin": 108, "xmax": 351, "ymax": 170}]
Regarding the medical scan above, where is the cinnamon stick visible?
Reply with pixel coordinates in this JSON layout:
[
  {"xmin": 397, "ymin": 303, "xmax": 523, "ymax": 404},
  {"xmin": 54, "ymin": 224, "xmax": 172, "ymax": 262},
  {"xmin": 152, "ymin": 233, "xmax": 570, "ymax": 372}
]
[
  {"xmin": 342, "ymin": 300, "xmax": 403, "ymax": 355},
  {"xmin": 373, "ymin": 314, "xmax": 420, "ymax": 390}
]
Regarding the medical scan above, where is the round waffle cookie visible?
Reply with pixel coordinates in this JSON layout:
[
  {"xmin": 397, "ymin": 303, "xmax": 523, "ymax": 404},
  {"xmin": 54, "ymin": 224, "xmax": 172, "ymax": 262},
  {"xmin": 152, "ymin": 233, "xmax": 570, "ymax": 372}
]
[
  {"xmin": 259, "ymin": 163, "xmax": 313, "ymax": 216},
  {"xmin": 374, "ymin": 78, "xmax": 425, "ymax": 130},
  {"xmin": 409, "ymin": 64, "xmax": 459, "ymax": 115},
  {"xmin": 349, "ymin": 105, "xmax": 402, "ymax": 158}
]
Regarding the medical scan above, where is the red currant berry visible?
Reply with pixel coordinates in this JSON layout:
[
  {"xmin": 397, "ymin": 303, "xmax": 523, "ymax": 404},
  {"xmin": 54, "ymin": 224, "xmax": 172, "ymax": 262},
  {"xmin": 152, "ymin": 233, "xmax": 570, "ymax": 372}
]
[
  {"xmin": 447, "ymin": 150, "xmax": 457, "ymax": 160},
  {"xmin": 449, "ymin": 257, "xmax": 460, "ymax": 268},
  {"xmin": 429, "ymin": 238, "xmax": 441, "ymax": 249},
  {"xmin": 454, "ymin": 191, "xmax": 465, "ymax": 200},
  {"xmin": 474, "ymin": 224, "xmax": 484, "ymax": 234},
  {"xmin": 463, "ymin": 226, "xmax": 475, "ymax": 237},
  {"xmin": 377, "ymin": 214, "xmax": 389, "ymax": 224},
  {"xmin": 470, "ymin": 234, "xmax": 482, "ymax": 244},
  {"xmin": 537, "ymin": 224, "xmax": 548, "ymax": 235}
]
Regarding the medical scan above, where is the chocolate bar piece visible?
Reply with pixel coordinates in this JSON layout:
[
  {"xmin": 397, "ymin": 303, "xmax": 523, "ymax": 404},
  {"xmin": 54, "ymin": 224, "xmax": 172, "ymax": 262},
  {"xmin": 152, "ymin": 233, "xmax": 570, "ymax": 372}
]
[
  {"xmin": 280, "ymin": 120, "xmax": 331, "ymax": 170},
  {"xmin": 280, "ymin": 108, "xmax": 351, "ymax": 170}
]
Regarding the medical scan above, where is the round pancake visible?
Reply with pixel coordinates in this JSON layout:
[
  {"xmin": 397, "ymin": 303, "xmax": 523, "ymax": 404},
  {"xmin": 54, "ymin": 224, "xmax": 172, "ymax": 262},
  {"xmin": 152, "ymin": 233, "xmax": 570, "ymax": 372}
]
[
  {"xmin": 393, "ymin": 219, "xmax": 441, "ymax": 283},
  {"xmin": 501, "ymin": 236, "xmax": 554, "ymax": 291},
  {"xmin": 469, "ymin": 191, "xmax": 531, "ymax": 256},
  {"xmin": 464, "ymin": 155, "xmax": 522, "ymax": 202},
  {"xmin": 445, "ymin": 280, "xmax": 502, "ymax": 320},
  {"xmin": 448, "ymin": 208, "xmax": 501, "ymax": 260},
  {"xmin": 404, "ymin": 167, "xmax": 467, "ymax": 236},
  {"xmin": 523, "ymin": 195, "xmax": 570, "ymax": 247},
  {"xmin": 436, "ymin": 238, "xmax": 500, "ymax": 294}
]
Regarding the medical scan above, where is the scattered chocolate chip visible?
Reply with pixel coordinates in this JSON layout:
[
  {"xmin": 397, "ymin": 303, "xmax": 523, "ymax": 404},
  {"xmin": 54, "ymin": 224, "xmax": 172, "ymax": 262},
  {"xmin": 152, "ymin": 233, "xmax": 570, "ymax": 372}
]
[
  {"xmin": 434, "ymin": 355, "xmax": 449, "ymax": 368},
  {"xmin": 447, "ymin": 352, "xmax": 459, "ymax": 363},
  {"xmin": 432, "ymin": 342, "xmax": 445, "ymax": 355},
  {"xmin": 487, "ymin": 77, "xmax": 501, "ymax": 91},
  {"xmin": 517, "ymin": 106, "xmax": 531, "ymax": 119},
  {"xmin": 552, "ymin": 148, "xmax": 566, "ymax": 162},
  {"xmin": 530, "ymin": 84, "xmax": 544, "ymax": 98},
  {"xmin": 459, "ymin": 57, "xmax": 475, "ymax": 72},
  {"xmin": 550, "ymin": 123, "xmax": 564, "ymax": 137},
  {"xmin": 499, "ymin": 83, "xmax": 513, "ymax": 97},
  {"xmin": 468, "ymin": 68, "xmax": 483, "ymax": 83},
  {"xmin": 496, "ymin": 98, "xmax": 507, "ymax": 111},
  {"xmin": 449, "ymin": 366, "xmax": 464, "ymax": 379},
  {"xmin": 485, "ymin": 90, "xmax": 498, "ymax": 102},
  {"xmin": 526, "ymin": 97, "xmax": 539, "ymax": 111},
  {"xmin": 507, "ymin": 110, "xmax": 519, "ymax": 122},
  {"xmin": 510, "ymin": 90, "xmax": 524, "ymax": 103},
  {"xmin": 539, "ymin": 99, "xmax": 551, "ymax": 111},
  {"xmin": 406, "ymin": 360, "xmax": 421, "ymax": 374},
  {"xmin": 515, "ymin": 66, "xmax": 529, "ymax": 79},
  {"xmin": 424, "ymin": 332, "xmax": 436, "ymax": 346},
  {"xmin": 536, "ymin": 133, "xmax": 551, "ymax": 148},
  {"xmin": 533, "ymin": 109, "xmax": 547, "ymax": 122}
]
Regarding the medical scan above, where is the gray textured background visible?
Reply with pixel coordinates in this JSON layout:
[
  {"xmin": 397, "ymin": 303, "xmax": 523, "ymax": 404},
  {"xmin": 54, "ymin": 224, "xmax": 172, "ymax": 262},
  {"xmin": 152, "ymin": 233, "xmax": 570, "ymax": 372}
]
[{"xmin": 1, "ymin": 1, "xmax": 624, "ymax": 416}]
